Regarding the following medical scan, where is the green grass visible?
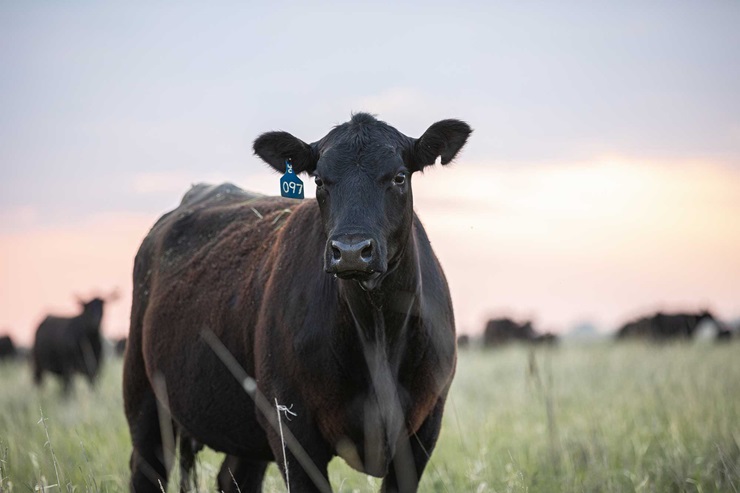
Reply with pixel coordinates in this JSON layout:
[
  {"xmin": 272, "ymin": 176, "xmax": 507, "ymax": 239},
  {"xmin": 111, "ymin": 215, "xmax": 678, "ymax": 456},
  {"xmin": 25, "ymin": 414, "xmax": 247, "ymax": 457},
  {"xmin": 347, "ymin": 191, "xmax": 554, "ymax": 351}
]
[{"xmin": 1, "ymin": 342, "xmax": 739, "ymax": 492}]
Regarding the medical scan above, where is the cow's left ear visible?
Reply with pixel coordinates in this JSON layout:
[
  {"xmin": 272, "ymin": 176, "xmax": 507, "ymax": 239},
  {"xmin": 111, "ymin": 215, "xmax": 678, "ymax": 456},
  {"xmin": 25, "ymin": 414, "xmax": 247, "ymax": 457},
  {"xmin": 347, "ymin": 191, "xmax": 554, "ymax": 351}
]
[
  {"xmin": 253, "ymin": 131, "xmax": 318, "ymax": 175},
  {"xmin": 407, "ymin": 119, "xmax": 473, "ymax": 172}
]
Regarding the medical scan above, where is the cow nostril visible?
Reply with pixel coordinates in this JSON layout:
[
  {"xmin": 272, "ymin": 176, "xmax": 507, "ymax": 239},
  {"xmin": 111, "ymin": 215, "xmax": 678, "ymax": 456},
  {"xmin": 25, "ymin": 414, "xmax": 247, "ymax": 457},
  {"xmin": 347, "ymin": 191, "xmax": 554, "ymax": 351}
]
[
  {"xmin": 361, "ymin": 243, "xmax": 373, "ymax": 261},
  {"xmin": 330, "ymin": 238, "xmax": 374, "ymax": 267}
]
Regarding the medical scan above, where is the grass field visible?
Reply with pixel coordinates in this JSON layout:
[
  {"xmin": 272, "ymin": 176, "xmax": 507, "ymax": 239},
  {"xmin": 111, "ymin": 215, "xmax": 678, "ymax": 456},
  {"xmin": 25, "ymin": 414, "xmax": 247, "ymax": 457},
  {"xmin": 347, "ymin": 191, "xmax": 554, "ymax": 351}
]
[{"xmin": 1, "ymin": 341, "xmax": 739, "ymax": 492}]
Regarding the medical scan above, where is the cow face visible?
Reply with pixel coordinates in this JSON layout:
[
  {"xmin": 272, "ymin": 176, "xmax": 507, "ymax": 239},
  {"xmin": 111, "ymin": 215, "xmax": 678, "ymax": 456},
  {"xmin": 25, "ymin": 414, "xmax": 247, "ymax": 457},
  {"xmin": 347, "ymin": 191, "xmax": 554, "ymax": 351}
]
[
  {"xmin": 255, "ymin": 114, "xmax": 471, "ymax": 290},
  {"xmin": 80, "ymin": 298, "xmax": 104, "ymax": 330}
]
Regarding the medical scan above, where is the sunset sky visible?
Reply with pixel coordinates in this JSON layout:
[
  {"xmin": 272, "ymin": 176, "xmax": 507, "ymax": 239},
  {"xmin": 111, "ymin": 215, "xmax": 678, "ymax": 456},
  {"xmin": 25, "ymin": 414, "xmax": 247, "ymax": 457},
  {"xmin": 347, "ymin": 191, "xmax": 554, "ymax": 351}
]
[{"xmin": 1, "ymin": 2, "xmax": 739, "ymax": 345}]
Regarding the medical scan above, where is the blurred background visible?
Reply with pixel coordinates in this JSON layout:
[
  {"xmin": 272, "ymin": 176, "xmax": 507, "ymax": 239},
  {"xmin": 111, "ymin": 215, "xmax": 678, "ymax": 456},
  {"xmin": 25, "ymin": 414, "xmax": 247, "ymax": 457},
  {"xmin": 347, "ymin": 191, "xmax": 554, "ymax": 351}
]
[{"xmin": 1, "ymin": 1, "xmax": 739, "ymax": 346}]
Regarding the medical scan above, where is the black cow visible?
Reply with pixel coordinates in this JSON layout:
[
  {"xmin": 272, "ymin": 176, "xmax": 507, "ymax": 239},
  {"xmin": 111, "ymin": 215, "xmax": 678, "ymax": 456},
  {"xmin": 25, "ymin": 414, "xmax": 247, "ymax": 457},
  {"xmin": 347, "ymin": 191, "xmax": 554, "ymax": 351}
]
[
  {"xmin": 114, "ymin": 337, "xmax": 127, "ymax": 357},
  {"xmin": 0, "ymin": 334, "xmax": 17, "ymax": 362},
  {"xmin": 482, "ymin": 318, "xmax": 558, "ymax": 347},
  {"xmin": 716, "ymin": 328, "xmax": 733, "ymax": 342},
  {"xmin": 616, "ymin": 310, "xmax": 716, "ymax": 340},
  {"xmin": 124, "ymin": 113, "xmax": 471, "ymax": 492},
  {"xmin": 32, "ymin": 297, "xmax": 106, "ymax": 392},
  {"xmin": 456, "ymin": 334, "xmax": 471, "ymax": 349},
  {"xmin": 483, "ymin": 318, "xmax": 535, "ymax": 347}
]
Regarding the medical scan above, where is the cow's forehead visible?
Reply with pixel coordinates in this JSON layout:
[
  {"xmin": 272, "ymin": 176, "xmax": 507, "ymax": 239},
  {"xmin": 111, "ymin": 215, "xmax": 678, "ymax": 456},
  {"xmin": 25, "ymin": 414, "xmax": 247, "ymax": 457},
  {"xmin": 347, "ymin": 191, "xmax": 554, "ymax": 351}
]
[
  {"xmin": 318, "ymin": 121, "xmax": 409, "ymax": 173},
  {"xmin": 320, "ymin": 116, "xmax": 408, "ymax": 152},
  {"xmin": 317, "ymin": 143, "xmax": 404, "ymax": 178},
  {"xmin": 320, "ymin": 140, "xmax": 399, "ymax": 162}
]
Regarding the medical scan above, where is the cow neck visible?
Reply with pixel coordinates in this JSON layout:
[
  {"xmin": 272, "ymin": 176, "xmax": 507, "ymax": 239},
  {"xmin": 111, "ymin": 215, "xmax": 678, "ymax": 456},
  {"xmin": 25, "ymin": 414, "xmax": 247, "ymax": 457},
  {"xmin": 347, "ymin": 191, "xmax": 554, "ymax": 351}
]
[{"xmin": 339, "ymin": 231, "xmax": 421, "ymax": 352}]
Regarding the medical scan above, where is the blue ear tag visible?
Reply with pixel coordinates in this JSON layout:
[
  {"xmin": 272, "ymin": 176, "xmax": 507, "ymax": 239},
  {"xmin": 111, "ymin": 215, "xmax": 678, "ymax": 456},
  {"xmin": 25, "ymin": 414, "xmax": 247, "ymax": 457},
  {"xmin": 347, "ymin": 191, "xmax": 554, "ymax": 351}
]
[{"xmin": 280, "ymin": 160, "xmax": 304, "ymax": 199}]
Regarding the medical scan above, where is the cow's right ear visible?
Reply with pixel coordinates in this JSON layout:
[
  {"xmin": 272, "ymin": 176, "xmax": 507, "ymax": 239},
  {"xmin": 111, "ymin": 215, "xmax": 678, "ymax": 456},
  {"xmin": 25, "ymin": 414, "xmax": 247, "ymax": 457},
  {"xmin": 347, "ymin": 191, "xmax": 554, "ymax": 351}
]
[
  {"xmin": 253, "ymin": 131, "xmax": 318, "ymax": 175},
  {"xmin": 406, "ymin": 119, "xmax": 472, "ymax": 172}
]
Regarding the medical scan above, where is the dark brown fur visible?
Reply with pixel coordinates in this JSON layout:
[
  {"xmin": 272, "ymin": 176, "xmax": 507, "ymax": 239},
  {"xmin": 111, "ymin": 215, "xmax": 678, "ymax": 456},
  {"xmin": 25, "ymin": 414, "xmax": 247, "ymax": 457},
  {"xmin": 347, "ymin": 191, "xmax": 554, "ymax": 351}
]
[{"xmin": 124, "ymin": 115, "xmax": 471, "ymax": 492}]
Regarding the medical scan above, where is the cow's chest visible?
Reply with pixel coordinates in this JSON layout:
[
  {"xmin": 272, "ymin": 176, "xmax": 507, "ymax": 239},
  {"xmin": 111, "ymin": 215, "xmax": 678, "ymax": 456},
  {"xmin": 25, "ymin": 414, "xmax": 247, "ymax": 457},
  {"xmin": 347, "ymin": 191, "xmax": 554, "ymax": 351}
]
[{"xmin": 301, "ymin": 341, "xmax": 443, "ymax": 475}]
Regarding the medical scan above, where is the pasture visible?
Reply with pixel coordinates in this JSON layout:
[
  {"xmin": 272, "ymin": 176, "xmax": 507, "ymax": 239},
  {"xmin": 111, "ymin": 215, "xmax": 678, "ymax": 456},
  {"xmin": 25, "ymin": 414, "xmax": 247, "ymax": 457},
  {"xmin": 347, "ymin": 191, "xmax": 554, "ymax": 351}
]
[{"xmin": 1, "ymin": 341, "xmax": 738, "ymax": 492}]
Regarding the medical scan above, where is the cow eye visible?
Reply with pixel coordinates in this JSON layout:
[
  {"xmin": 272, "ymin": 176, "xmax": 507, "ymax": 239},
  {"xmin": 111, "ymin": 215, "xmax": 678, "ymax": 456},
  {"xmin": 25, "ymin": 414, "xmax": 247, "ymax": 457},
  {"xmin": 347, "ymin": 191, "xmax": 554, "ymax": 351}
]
[
  {"xmin": 393, "ymin": 172, "xmax": 406, "ymax": 186},
  {"xmin": 314, "ymin": 176, "xmax": 324, "ymax": 188}
]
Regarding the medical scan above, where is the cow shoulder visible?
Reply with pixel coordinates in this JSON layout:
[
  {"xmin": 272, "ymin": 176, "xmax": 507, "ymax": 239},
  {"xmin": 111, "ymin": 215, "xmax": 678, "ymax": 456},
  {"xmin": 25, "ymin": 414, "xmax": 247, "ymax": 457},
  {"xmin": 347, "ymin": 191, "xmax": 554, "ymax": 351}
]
[
  {"xmin": 140, "ymin": 184, "xmax": 285, "ymax": 272},
  {"xmin": 256, "ymin": 201, "xmax": 334, "ymax": 357}
]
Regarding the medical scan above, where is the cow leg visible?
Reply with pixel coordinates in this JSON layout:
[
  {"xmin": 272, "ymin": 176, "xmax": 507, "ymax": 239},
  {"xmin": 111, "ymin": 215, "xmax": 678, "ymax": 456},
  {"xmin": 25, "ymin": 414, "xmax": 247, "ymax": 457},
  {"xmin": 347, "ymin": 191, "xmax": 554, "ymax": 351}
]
[
  {"xmin": 178, "ymin": 434, "xmax": 203, "ymax": 493},
  {"xmin": 127, "ymin": 391, "xmax": 172, "ymax": 493},
  {"xmin": 259, "ymin": 400, "xmax": 331, "ymax": 493},
  {"xmin": 381, "ymin": 398, "xmax": 446, "ymax": 493},
  {"xmin": 60, "ymin": 371, "xmax": 74, "ymax": 397},
  {"xmin": 62, "ymin": 377, "xmax": 71, "ymax": 395},
  {"xmin": 125, "ymin": 346, "xmax": 173, "ymax": 492},
  {"xmin": 32, "ymin": 364, "xmax": 43, "ymax": 386},
  {"xmin": 85, "ymin": 369, "xmax": 98, "ymax": 390},
  {"xmin": 216, "ymin": 456, "xmax": 269, "ymax": 493},
  {"xmin": 276, "ymin": 449, "xmax": 331, "ymax": 493},
  {"xmin": 265, "ymin": 423, "xmax": 332, "ymax": 493}
]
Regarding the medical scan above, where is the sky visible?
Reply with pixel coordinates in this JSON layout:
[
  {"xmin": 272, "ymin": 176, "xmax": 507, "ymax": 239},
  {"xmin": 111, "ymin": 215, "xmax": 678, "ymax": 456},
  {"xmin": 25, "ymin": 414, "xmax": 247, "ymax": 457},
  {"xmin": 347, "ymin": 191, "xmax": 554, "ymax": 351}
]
[{"xmin": 1, "ymin": 1, "xmax": 739, "ymax": 345}]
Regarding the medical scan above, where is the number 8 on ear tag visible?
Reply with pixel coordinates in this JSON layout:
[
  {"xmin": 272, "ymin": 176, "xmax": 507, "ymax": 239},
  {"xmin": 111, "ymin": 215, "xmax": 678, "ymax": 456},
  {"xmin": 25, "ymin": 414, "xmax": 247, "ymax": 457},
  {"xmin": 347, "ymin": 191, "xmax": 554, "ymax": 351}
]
[{"xmin": 280, "ymin": 159, "xmax": 304, "ymax": 199}]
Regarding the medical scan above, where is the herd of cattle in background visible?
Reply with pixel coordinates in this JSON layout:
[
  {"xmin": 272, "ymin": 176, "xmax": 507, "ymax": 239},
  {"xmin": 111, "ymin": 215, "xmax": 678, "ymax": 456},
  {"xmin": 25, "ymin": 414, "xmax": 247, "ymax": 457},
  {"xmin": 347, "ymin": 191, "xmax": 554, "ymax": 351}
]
[
  {"xmin": 461, "ymin": 309, "xmax": 735, "ymax": 348},
  {"xmin": 0, "ymin": 300, "xmax": 736, "ymax": 390}
]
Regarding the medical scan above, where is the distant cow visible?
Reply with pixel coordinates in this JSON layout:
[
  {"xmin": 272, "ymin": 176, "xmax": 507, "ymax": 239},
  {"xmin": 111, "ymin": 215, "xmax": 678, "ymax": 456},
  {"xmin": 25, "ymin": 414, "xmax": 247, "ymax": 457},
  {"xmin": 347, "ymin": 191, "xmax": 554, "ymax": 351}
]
[
  {"xmin": 114, "ymin": 337, "xmax": 127, "ymax": 356},
  {"xmin": 483, "ymin": 318, "xmax": 558, "ymax": 347},
  {"xmin": 457, "ymin": 334, "xmax": 471, "ymax": 349},
  {"xmin": 716, "ymin": 328, "xmax": 733, "ymax": 342},
  {"xmin": 484, "ymin": 318, "xmax": 533, "ymax": 346},
  {"xmin": 32, "ymin": 297, "xmax": 106, "ymax": 392},
  {"xmin": 616, "ymin": 310, "xmax": 716, "ymax": 341},
  {"xmin": 124, "ymin": 113, "xmax": 472, "ymax": 492},
  {"xmin": 0, "ymin": 335, "xmax": 17, "ymax": 361}
]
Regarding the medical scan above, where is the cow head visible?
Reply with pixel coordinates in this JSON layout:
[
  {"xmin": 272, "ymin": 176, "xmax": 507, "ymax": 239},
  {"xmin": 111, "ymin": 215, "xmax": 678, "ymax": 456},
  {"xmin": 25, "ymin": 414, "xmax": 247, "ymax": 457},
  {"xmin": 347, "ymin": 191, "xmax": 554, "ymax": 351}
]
[
  {"xmin": 254, "ymin": 113, "xmax": 472, "ymax": 290},
  {"xmin": 79, "ymin": 297, "xmax": 104, "ymax": 331}
]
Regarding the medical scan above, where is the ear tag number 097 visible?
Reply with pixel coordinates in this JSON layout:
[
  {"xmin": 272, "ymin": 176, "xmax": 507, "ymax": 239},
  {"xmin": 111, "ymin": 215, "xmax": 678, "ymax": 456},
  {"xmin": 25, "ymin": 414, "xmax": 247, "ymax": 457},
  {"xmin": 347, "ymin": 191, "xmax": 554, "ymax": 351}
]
[{"xmin": 280, "ymin": 160, "xmax": 304, "ymax": 199}]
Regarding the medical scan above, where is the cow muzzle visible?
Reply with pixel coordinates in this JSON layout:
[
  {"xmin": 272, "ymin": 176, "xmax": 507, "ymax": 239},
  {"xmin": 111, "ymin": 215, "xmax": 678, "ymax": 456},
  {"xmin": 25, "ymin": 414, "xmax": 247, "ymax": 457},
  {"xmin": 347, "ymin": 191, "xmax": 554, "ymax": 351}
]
[{"xmin": 325, "ymin": 235, "xmax": 385, "ymax": 283}]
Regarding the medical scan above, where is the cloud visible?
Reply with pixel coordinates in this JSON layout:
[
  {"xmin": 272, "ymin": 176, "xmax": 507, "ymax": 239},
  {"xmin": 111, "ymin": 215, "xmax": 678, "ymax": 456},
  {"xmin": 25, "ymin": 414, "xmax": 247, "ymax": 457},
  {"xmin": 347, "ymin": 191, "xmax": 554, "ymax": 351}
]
[
  {"xmin": 0, "ymin": 205, "xmax": 39, "ymax": 231},
  {"xmin": 729, "ymin": 123, "xmax": 740, "ymax": 144},
  {"xmin": 413, "ymin": 157, "xmax": 740, "ymax": 333}
]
